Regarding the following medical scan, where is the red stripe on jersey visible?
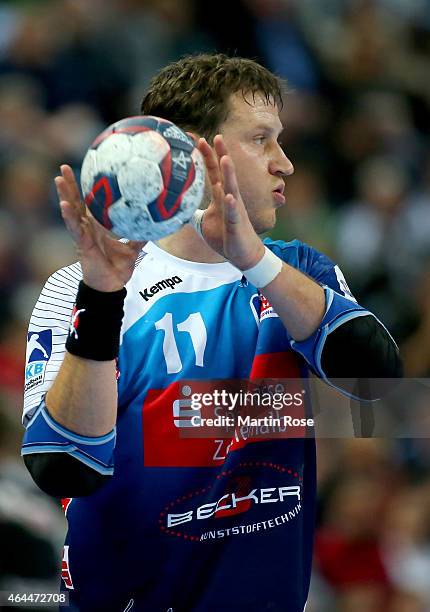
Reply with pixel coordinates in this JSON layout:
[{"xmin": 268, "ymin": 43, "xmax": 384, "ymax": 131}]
[
  {"xmin": 143, "ymin": 383, "xmax": 222, "ymax": 467},
  {"xmin": 249, "ymin": 351, "xmax": 302, "ymax": 379},
  {"xmin": 61, "ymin": 497, "xmax": 72, "ymax": 515}
]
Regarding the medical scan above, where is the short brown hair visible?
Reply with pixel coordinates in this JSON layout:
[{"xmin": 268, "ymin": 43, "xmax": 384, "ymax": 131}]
[{"xmin": 140, "ymin": 53, "xmax": 285, "ymax": 140}]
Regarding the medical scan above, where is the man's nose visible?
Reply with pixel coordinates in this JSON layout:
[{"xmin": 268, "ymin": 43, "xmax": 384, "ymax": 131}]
[{"xmin": 270, "ymin": 146, "xmax": 294, "ymax": 177}]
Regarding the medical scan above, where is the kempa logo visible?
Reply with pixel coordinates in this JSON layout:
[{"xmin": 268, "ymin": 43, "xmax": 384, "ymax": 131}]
[{"xmin": 139, "ymin": 276, "xmax": 183, "ymax": 301}]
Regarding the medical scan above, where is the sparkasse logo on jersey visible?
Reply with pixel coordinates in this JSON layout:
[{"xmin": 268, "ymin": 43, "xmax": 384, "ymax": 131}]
[
  {"xmin": 260, "ymin": 294, "xmax": 278, "ymax": 321},
  {"xmin": 139, "ymin": 276, "xmax": 182, "ymax": 302}
]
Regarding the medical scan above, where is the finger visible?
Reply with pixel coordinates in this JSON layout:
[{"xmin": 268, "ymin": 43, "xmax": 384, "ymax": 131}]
[
  {"xmin": 198, "ymin": 137, "xmax": 220, "ymax": 184},
  {"xmin": 54, "ymin": 176, "xmax": 72, "ymax": 204},
  {"xmin": 198, "ymin": 138, "xmax": 222, "ymax": 187},
  {"xmin": 60, "ymin": 165, "xmax": 86, "ymax": 214},
  {"xmin": 213, "ymin": 134, "xmax": 229, "ymax": 163},
  {"xmin": 55, "ymin": 175, "xmax": 87, "ymax": 228},
  {"xmin": 211, "ymin": 181, "xmax": 225, "ymax": 210},
  {"xmin": 55, "ymin": 176, "xmax": 86, "ymax": 223},
  {"xmin": 224, "ymin": 193, "xmax": 241, "ymax": 225},
  {"xmin": 59, "ymin": 200, "xmax": 85, "ymax": 243},
  {"xmin": 61, "ymin": 165, "xmax": 82, "ymax": 202},
  {"xmin": 220, "ymin": 155, "xmax": 240, "ymax": 200}
]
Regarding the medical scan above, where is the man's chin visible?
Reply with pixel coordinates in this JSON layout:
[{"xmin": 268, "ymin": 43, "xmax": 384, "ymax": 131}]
[{"xmin": 254, "ymin": 212, "xmax": 277, "ymax": 236}]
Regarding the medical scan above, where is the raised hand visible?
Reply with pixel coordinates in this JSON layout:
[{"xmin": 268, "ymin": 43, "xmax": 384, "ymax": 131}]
[
  {"xmin": 197, "ymin": 135, "xmax": 264, "ymax": 270},
  {"xmin": 55, "ymin": 165, "xmax": 145, "ymax": 292}
]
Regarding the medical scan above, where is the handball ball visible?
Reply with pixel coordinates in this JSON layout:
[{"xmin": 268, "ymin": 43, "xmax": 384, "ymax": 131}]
[{"xmin": 80, "ymin": 116, "xmax": 205, "ymax": 241}]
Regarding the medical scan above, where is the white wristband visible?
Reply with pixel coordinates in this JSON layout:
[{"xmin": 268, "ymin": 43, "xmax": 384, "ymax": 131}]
[
  {"xmin": 189, "ymin": 209, "xmax": 205, "ymax": 237},
  {"xmin": 243, "ymin": 247, "xmax": 283, "ymax": 288}
]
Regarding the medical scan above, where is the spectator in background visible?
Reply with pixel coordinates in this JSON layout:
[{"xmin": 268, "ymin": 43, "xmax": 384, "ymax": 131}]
[
  {"xmin": 43, "ymin": 104, "xmax": 104, "ymax": 166},
  {"xmin": 0, "ymin": 1, "xmax": 133, "ymax": 123},
  {"xmin": 115, "ymin": 0, "xmax": 214, "ymax": 98},
  {"xmin": 316, "ymin": 477, "xmax": 392, "ymax": 610},
  {"xmin": 244, "ymin": 0, "xmax": 322, "ymax": 94},
  {"xmin": 382, "ymin": 484, "xmax": 430, "ymax": 608},
  {"xmin": 0, "ymin": 75, "xmax": 48, "ymax": 161},
  {"xmin": 315, "ymin": 440, "xmax": 430, "ymax": 611},
  {"xmin": 2, "ymin": 156, "xmax": 56, "ymax": 236},
  {"xmin": 401, "ymin": 270, "xmax": 430, "ymax": 377},
  {"xmin": 270, "ymin": 161, "xmax": 337, "ymax": 258},
  {"xmin": 0, "ymin": 405, "xmax": 65, "ymax": 597},
  {"xmin": 335, "ymin": 155, "xmax": 430, "ymax": 338}
]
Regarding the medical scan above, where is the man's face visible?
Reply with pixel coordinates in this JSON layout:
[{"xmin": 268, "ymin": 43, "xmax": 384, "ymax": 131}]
[{"xmin": 218, "ymin": 92, "xmax": 294, "ymax": 234}]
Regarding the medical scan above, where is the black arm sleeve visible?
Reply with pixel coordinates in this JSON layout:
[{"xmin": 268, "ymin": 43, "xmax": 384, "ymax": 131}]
[
  {"xmin": 321, "ymin": 315, "xmax": 403, "ymax": 399},
  {"xmin": 23, "ymin": 453, "xmax": 112, "ymax": 499}
]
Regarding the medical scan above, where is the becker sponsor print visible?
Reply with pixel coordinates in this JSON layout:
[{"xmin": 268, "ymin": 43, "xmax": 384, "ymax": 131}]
[
  {"xmin": 25, "ymin": 330, "xmax": 52, "ymax": 392},
  {"xmin": 159, "ymin": 462, "xmax": 303, "ymax": 542}
]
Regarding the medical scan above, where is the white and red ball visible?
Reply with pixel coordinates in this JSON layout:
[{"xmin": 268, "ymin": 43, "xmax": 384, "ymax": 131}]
[{"xmin": 80, "ymin": 116, "xmax": 205, "ymax": 240}]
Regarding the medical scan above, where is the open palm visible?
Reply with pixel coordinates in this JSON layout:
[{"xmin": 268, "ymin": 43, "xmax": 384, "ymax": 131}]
[
  {"xmin": 197, "ymin": 136, "xmax": 264, "ymax": 271},
  {"xmin": 55, "ymin": 165, "xmax": 145, "ymax": 292}
]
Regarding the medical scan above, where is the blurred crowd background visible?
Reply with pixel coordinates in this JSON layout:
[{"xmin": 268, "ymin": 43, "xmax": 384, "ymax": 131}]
[{"xmin": 0, "ymin": 0, "xmax": 429, "ymax": 610}]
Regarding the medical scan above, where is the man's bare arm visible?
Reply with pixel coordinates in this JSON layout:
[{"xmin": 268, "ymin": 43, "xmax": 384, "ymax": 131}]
[
  {"xmin": 45, "ymin": 354, "xmax": 118, "ymax": 437},
  {"xmin": 197, "ymin": 136, "xmax": 401, "ymax": 387},
  {"xmin": 43, "ymin": 165, "xmax": 143, "ymax": 436}
]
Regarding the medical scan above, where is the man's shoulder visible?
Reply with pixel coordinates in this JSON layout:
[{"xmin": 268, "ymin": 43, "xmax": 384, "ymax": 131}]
[
  {"xmin": 43, "ymin": 261, "xmax": 83, "ymax": 297},
  {"xmin": 263, "ymin": 237, "xmax": 303, "ymax": 258},
  {"xmin": 263, "ymin": 237, "xmax": 334, "ymax": 275}
]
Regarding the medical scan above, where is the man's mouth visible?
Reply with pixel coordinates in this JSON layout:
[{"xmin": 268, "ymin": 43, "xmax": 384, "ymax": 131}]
[{"xmin": 272, "ymin": 184, "xmax": 286, "ymax": 205}]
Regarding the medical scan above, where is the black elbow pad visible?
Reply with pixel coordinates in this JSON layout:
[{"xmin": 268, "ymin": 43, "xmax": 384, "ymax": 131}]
[
  {"xmin": 321, "ymin": 315, "xmax": 403, "ymax": 399},
  {"xmin": 23, "ymin": 453, "xmax": 112, "ymax": 498},
  {"xmin": 322, "ymin": 315, "xmax": 402, "ymax": 378}
]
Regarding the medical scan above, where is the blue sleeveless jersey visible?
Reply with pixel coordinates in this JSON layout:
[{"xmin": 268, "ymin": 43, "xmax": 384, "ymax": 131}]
[{"xmin": 23, "ymin": 238, "xmax": 361, "ymax": 612}]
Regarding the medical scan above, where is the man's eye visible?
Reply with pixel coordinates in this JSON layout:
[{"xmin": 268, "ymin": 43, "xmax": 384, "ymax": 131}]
[{"xmin": 254, "ymin": 136, "xmax": 266, "ymax": 145}]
